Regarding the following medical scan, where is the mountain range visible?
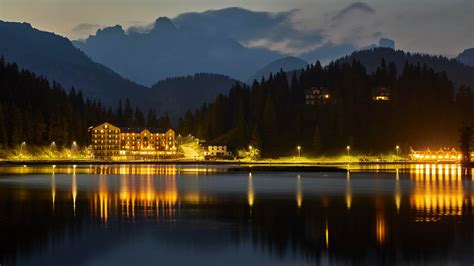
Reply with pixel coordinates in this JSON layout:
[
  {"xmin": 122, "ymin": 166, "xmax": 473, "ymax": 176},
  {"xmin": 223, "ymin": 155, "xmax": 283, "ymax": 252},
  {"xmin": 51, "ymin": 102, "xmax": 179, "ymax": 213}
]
[
  {"xmin": 0, "ymin": 20, "xmax": 237, "ymax": 113},
  {"xmin": 73, "ymin": 16, "xmax": 280, "ymax": 86},
  {"xmin": 1, "ymin": 14, "xmax": 474, "ymax": 120},
  {"xmin": 247, "ymin": 57, "xmax": 308, "ymax": 84},
  {"xmin": 72, "ymin": 8, "xmax": 371, "ymax": 85},
  {"xmin": 457, "ymin": 48, "xmax": 474, "ymax": 67},
  {"xmin": 0, "ymin": 21, "xmax": 148, "ymax": 105},
  {"xmin": 151, "ymin": 73, "xmax": 239, "ymax": 119},
  {"xmin": 338, "ymin": 48, "xmax": 474, "ymax": 89}
]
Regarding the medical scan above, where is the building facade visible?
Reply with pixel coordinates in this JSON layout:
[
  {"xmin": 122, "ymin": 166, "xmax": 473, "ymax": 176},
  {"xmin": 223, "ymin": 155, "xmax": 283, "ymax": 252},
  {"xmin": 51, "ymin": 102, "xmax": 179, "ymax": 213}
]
[
  {"xmin": 90, "ymin": 122, "xmax": 177, "ymax": 160},
  {"xmin": 203, "ymin": 143, "xmax": 232, "ymax": 158},
  {"xmin": 409, "ymin": 147, "xmax": 462, "ymax": 162},
  {"xmin": 305, "ymin": 87, "xmax": 332, "ymax": 105},
  {"xmin": 372, "ymin": 86, "xmax": 390, "ymax": 101}
]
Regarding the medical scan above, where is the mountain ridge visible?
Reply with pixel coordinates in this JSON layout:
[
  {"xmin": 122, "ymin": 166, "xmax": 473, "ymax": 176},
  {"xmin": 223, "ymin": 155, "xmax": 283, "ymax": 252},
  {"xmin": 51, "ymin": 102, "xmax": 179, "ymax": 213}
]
[
  {"xmin": 337, "ymin": 47, "xmax": 474, "ymax": 89},
  {"xmin": 0, "ymin": 20, "xmax": 148, "ymax": 106},
  {"xmin": 247, "ymin": 56, "xmax": 308, "ymax": 83},
  {"xmin": 456, "ymin": 48, "xmax": 474, "ymax": 67}
]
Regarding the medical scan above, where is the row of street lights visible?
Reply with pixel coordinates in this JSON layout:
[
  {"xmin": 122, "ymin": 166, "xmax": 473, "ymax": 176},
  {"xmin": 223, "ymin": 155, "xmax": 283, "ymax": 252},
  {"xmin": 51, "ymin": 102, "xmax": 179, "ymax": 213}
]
[
  {"xmin": 295, "ymin": 145, "xmax": 401, "ymax": 158},
  {"xmin": 19, "ymin": 141, "xmax": 79, "ymax": 156}
]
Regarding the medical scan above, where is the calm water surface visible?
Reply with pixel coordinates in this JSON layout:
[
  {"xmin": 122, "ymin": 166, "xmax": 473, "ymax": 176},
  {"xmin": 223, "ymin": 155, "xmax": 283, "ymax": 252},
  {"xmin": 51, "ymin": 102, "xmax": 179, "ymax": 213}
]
[{"xmin": 0, "ymin": 164, "xmax": 473, "ymax": 265}]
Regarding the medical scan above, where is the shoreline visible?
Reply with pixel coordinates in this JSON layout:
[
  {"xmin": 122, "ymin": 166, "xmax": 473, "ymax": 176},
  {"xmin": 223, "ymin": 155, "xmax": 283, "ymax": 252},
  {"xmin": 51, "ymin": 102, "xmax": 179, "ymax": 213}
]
[
  {"xmin": 0, "ymin": 159, "xmax": 470, "ymax": 166},
  {"xmin": 0, "ymin": 159, "xmax": 471, "ymax": 174}
]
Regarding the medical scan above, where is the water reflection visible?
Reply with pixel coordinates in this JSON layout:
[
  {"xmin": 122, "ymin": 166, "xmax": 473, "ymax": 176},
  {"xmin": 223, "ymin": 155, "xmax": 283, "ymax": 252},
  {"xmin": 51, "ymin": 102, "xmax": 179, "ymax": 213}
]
[
  {"xmin": 0, "ymin": 164, "xmax": 472, "ymax": 265},
  {"xmin": 247, "ymin": 172, "xmax": 254, "ymax": 208},
  {"xmin": 410, "ymin": 164, "xmax": 468, "ymax": 220},
  {"xmin": 90, "ymin": 172, "xmax": 179, "ymax": 223},
  {"xmin": 51, "ymin": 172, "xmax": 56, "ymax": 212},
  {"xmin": 296, "ymin": 174, "xmax": 303, "ymax": 208}
]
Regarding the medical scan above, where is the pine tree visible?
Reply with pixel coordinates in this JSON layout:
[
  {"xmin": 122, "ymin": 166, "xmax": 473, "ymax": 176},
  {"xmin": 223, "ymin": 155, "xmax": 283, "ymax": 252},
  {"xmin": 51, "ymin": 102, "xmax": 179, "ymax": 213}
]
[
  {"xmin": 312, "ymin": 126, "xmax": 322, "ymax": 154},
  {"xmin": 0, "ymin": 103, "xmax": 8, "ymax": 148},
  {"xmin": 134, "ymin": 107, "xmax": 145, "ymax": 127}
]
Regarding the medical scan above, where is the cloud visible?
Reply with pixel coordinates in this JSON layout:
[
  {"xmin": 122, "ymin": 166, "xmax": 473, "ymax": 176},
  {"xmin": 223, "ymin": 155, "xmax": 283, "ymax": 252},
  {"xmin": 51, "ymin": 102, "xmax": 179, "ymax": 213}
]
[
  {"xmin": 173, "ymin": 7, "xmax": 325, "ymax": 55},
  {"xmin": 331, "ymin": 2, "xmax": 375, "ymax": 21},
  {"xmin": 240, "ymin": 3, "xmax": 379, "ymax": 56},
  {"xmin": 116, "ymin": 4, "xmax": 380, "ymax": 61},
  {"xmin": 72, "ymin": 23, "xmax": 102, "ymax": 39},
  {"xmin": 320, "ymin": 2, "xmax": 379, "ymax": 48}
]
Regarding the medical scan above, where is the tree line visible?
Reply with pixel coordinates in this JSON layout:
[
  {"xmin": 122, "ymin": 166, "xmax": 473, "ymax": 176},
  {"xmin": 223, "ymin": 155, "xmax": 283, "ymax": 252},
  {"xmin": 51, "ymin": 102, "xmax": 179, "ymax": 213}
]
[
  {"xmin": 178, "ymin": 59, "xmax": 473, "ymax": 157},
  {"xmin": 0, "ymin": 58, "xmax": 169, "ymax": 149}
]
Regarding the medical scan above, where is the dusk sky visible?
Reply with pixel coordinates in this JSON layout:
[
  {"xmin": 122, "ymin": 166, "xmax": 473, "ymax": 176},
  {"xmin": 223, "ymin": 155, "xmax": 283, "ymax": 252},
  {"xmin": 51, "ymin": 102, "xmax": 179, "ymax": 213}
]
[{"xmin": 1, "ymin": 0, "xmax": 473, "ymax": 56}]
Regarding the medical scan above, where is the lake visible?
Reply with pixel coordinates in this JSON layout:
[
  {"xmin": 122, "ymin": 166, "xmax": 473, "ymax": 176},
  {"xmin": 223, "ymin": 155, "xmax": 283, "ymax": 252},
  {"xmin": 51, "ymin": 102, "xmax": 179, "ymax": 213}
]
[{"xmin": 0, "ymin": 164, "xmax": 472, "ymax": 265}]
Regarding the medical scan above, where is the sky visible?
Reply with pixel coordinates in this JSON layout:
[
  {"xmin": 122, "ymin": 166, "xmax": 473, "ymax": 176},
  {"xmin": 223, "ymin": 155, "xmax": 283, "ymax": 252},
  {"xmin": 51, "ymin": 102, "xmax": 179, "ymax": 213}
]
[{"xmin": 1, "ymin": 0, "xmax": 473, "ymax": 56}]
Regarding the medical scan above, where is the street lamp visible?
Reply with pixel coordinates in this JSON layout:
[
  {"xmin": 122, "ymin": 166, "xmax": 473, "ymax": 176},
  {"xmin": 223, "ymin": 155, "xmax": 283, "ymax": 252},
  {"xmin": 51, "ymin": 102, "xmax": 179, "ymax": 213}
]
[
  {"xmin": 346, "ymin": 146, "xmax": 350, "ymax": 156},
  {"xmin": 396, "ymin": 145, "xmax": 400, "ymax": 157},
  {"xmin": 297, "ymin": 146, "xmax": 301, "ymax": 160}
]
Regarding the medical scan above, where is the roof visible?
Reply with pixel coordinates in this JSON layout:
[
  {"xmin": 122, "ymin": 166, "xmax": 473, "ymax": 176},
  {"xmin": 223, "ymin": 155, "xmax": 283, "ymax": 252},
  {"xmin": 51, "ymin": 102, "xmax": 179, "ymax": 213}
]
[
  {"xmin": 204, "ymin": 141, "xmax": 228, "ymax": 147},
  {"xmin": 92, "ymin": 122, "xmax": 120, "ymax": 131},
  {"xmin": 120, "ymin": 127, "xmax": 173, "ymax": 134}
]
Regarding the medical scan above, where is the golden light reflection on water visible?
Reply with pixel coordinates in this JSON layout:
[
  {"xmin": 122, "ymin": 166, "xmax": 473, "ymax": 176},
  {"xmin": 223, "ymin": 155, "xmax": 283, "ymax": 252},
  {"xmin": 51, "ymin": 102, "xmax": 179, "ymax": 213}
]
[
  {"xmin": 345, "ymin": 172, "xmax": 352, "ymax": 210},
  {"xmin": 296, "ymin": 174, "xmax": 303, "ymax": 208},
  {"xmin": 376, "ymin": 213, "xmax": 386, "ymax": 245},
  {"xmin": 89, "ymin": 173, "xmax": 180, "ymax": 223},
  {"xmin": 51, "ymin": 173, "xmax": 56, "ymax": 213},
  {"xmin": 410, "ymin": 164, "xmax": 469, "ymax": 221},
  {"xmin": 0, "ymin": 164, "xmax": 227, "ymax": 176},
  {"xmin": 72, "ymin": 173, "xmax": 77, "ymax": 215},
  {"xmin": 395, "ymin": 179, "xmax": 401, "ymax": 213},
  {"xmin": 325, "ymin": 220, "xmax": 329, "ymax": 249},
  {"xmin": 2, "ymin": 163, "xmax": 472, "ymax": 230},
  {"xmin": 248, "ymin": 173, "xmax": 254, "ymax": 207}
]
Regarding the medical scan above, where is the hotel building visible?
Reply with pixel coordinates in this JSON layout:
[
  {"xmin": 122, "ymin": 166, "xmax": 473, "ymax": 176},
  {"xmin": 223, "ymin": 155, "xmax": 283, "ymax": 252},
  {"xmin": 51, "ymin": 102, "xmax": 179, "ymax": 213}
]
[{"xmin": 90, "ymin": 122, "xmax": 177, "ymax": 160}]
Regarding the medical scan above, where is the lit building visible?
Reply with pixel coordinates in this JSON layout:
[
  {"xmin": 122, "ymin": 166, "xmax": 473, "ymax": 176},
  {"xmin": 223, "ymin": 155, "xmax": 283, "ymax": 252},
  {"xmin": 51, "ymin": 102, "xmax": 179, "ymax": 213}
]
[
  {"xmin": 90, "ymin": 122, "xmax": 177, "ymax": 160},
  {"xmin": 203, "ymin": 143, "xmax": 232, "ymax": 158},
  {"xmin": 409, "ymin": 147, "xmax": 462, "ymax": 162},
  {"xmin": 305, "ymin": 87, "xmax": 332, "ymax": 105},
  {"xmin": 372, "ymin": 86, "xmax": 390, "ymax": 101}
]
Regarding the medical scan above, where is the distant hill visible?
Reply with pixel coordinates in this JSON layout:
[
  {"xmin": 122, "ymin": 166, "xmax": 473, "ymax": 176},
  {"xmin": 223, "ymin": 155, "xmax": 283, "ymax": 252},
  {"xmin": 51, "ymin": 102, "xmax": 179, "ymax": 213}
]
[
  {"xmin": 338, "ymin": 48, "xmax": 474, "ymax": 88},
  {"xmin": 247, "ymin": 56, "xmax": 308, "ymax": 83},
  {"xmin": 150, "ymin": 73, "xmax": 238, "ymax": 119},
  {"xmin": 73, "ymin": 16, "xmax": 280, "ymax": 86},
  {"xmin": 456, "ymin": 48, "xmax": 474, "ymax": 67},
  {"xmin": 0, "ymin": 21, "xmax": 148, "ymax": 105}
]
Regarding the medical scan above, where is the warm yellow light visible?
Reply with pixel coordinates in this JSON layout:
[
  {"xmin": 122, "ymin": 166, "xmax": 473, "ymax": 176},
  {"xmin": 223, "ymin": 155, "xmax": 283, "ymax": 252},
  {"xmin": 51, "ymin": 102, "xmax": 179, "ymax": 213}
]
[
  {"xmin": 248, "ymin": 173, "xmax": 254, "ymax": 207},
  {"xmin": 373, "ymin": 95, "xmax": 389, "ymax": 101},
  {"xmin": 376, "ymin": 214, "xmax": 386, "ymax": 245},
  {"xmin": 325, "ymin": 221, "xmax": 329, "ymax": 248}
]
